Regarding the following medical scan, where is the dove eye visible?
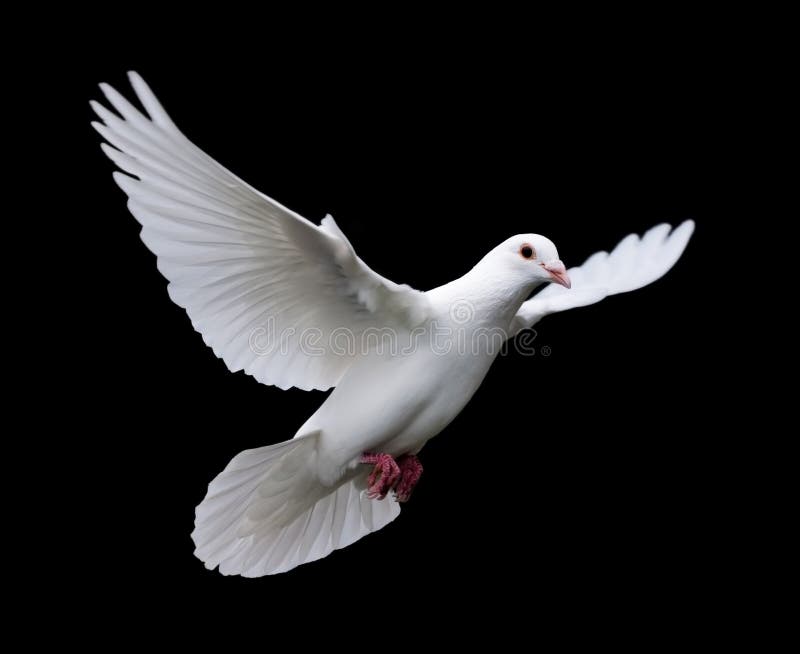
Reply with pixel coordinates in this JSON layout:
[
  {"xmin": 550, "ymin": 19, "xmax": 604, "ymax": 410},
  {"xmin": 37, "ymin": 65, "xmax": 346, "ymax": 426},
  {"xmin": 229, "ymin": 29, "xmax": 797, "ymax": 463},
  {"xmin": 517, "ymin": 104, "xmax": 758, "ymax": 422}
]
[{"xmin": 520, "ymin": 245, "xmax": 535, "ymax": 260}]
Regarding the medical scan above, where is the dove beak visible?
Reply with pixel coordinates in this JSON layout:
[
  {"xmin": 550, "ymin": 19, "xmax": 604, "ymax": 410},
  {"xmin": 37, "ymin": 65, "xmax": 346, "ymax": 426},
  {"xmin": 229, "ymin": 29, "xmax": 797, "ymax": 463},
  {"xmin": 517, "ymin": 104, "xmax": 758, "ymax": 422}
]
[{"xmin": 543, "ymin": 261, "xmax": 571, "ymax": 288}]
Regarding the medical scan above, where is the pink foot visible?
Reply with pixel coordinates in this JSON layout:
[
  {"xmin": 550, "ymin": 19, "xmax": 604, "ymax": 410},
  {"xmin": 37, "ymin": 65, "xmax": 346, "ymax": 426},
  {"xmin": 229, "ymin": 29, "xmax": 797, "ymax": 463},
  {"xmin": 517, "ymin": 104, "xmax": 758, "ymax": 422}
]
[
  {"xmin": 361, "ymin": 453, "xmax": 401, "ymax": 500},
  {"xmin": 395, "ymin": 454, "xmax": 423, "ymax": 502}
]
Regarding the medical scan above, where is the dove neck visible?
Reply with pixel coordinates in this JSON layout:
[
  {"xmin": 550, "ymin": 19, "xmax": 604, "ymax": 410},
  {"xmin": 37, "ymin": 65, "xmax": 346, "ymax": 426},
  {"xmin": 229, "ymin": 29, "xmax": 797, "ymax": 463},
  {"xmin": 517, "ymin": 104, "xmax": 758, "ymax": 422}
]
[{"xmin": 435, "ymin": 269, "xmax": 543, "ymax": 328}]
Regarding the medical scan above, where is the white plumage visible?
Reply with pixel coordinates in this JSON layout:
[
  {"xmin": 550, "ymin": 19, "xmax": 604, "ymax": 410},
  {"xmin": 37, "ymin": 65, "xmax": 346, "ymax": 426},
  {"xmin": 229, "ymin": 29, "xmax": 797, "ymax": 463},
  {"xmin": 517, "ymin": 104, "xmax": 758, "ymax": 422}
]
[
  {"xmin": 193, "ymin": 434, "xmax": 400, "ymax": 576},
  {"xmin": 93, "ymin": 72, "xmax": 694, "ymax": 576},
  {"xmin": 92, "ymin": 76, "xmax": 427, "ymax": 392}
]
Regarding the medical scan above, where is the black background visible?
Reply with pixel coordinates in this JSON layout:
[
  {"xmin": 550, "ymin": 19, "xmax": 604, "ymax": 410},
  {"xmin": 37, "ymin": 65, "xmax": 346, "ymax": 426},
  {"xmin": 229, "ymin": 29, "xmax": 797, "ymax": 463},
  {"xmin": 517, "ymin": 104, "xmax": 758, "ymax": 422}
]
[{"xmin": 51, "ymin": 19, "xmax": 741, "ymax": 633}]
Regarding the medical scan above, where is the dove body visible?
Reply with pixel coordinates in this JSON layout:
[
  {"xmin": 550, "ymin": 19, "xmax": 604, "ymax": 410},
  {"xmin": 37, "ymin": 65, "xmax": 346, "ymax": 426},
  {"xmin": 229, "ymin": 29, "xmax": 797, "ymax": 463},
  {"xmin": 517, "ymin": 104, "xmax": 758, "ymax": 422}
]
[
  {"xmin": 93, "ymin": 72, "xmax": 694, "ymax": 576},
  {"xmin": 301, "ymin": 260, "xmax": 545, "ymax": 484}
]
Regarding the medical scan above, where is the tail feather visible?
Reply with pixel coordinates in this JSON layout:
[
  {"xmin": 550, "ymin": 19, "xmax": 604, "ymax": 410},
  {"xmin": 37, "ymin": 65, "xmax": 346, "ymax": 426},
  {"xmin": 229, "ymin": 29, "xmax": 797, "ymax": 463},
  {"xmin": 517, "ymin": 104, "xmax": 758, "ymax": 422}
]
[{"xmin": 192, "ymin": 433, "xmax": 401, "ymax": 576}]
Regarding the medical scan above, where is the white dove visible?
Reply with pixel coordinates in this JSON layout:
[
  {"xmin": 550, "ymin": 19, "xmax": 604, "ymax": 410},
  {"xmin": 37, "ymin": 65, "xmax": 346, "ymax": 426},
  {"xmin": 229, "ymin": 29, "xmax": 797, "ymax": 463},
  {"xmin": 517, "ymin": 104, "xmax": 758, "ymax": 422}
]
[{"xmin": 92, "ymin": 72, "xmax": 695, "ymax": 577}]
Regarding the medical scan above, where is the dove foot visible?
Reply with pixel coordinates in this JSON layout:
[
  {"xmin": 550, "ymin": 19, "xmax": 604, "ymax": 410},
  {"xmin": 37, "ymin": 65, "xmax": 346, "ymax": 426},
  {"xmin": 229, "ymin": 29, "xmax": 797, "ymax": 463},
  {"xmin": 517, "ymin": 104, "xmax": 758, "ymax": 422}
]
[
  {"xmin": 394, "ymin": 454, "xmax": 423, "ymax": 502},
  {"xmin": 361, "ymin": 453, "xmax": 401, "ymax": 500}
]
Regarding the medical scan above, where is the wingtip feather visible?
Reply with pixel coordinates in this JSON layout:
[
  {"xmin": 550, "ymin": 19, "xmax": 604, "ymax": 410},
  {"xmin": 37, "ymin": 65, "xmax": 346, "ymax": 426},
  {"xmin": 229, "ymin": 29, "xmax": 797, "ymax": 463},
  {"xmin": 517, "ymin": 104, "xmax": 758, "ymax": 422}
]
[
  {"xmin": 99, "ymin": 142, "xmax": 120, "ymax": 158},
  {"xmin": 111, "ymin": 170, "xmax": 136, "ymax": 189},
  {"xmin": 676, "ymin": 219, "xmax": 696, "ymax": 237},
  {"xmin": 127, "ymin": 70, "xmax": 176, "ymax": 129}
]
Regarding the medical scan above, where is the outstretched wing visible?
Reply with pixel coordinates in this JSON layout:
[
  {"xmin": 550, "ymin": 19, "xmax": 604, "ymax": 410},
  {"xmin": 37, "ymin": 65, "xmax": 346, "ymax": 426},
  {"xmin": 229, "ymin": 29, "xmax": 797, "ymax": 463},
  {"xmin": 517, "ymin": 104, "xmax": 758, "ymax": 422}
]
[
  {"xmin": 510, "ymin": 221, "xmax": 694, "ymax": 335},
  {"xmin": 92, "ymin": 72, "xmax": 429, "ymax": 391}
]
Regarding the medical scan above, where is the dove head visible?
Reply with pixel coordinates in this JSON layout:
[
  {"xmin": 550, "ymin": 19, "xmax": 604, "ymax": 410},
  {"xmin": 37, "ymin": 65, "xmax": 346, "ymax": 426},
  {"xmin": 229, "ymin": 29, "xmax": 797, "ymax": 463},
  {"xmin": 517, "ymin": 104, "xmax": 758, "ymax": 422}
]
[{"xmin": 480, "ymin": 234, "xmax": 571, "ymax": 289}]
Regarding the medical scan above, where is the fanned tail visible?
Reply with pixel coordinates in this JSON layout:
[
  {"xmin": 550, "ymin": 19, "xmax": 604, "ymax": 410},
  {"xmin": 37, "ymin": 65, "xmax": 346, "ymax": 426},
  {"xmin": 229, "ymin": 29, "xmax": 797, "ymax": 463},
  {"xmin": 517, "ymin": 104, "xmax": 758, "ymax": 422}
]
[{"xmin": 192, "ymin": 432, "xmax": 401, "ymax": 577}]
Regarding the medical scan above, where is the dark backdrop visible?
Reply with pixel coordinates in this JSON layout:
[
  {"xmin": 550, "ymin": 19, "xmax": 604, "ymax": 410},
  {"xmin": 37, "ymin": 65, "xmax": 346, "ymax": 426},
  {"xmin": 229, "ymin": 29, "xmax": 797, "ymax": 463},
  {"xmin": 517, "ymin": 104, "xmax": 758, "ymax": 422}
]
[{"xmin": 57, "ymin": 31, "xmax": 731, "ymax": 630}]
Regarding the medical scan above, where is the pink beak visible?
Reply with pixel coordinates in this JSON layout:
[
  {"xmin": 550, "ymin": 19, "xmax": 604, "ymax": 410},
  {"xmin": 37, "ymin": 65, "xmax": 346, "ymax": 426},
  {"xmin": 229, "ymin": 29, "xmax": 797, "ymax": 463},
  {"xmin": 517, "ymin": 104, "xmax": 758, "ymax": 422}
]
[{"xmin": 543, "ymin": 260, "xmax": 571, "ymax": 288}]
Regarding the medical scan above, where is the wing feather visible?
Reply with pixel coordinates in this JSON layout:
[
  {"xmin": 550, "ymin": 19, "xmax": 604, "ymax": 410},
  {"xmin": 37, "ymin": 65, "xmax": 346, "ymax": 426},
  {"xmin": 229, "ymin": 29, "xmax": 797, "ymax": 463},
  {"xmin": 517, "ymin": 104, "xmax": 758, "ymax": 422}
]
[
  {"xmin": 93, "ymin": 72, "xmax": 429, "ymax": 391},
  {"xmin": 510, "ymin": 221, "xmax": 694, "ymax": 334}
]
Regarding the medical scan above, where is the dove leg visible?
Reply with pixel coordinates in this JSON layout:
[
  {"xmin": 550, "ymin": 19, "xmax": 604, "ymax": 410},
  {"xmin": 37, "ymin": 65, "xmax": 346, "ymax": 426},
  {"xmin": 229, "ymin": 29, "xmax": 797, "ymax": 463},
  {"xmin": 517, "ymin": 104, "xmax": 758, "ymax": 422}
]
[
  {"xmin": 361, "ymin": 453, "xmax": 401, "ymax": 500},
  {"xmin": 394, "ymin": 454, "xmax": 423, "ymax": 503}
]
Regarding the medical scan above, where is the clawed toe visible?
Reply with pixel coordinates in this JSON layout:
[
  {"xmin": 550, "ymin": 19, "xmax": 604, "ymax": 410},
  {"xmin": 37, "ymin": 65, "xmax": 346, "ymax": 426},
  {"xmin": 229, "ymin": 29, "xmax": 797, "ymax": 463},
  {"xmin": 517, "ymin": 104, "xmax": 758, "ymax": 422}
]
[
  {"xmin": 361, "ymin": 453, "xmax": 401, "ymax": 500},
  {"xmin": 395, "ymin": 454, "xmax": 423, "ymax": 502},
  {"xmin": 361, "ymin": 452, "xmax": 424, "ymax": 501}
]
